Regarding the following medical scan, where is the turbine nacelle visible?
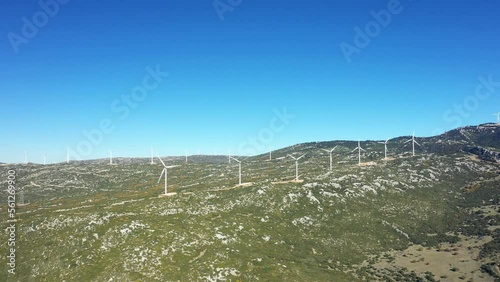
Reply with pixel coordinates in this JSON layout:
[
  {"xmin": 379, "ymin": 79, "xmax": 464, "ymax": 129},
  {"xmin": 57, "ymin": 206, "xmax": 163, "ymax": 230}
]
[
  {"xmin": 378, "ymin": 139, "xmax": 390, "ymax": 159},
  {"xmin": 352, "ymin": 140, "xmax": 366, "ymax": 165},
  {"xmin": 288, "ymin": 153, "xmax": 306, "ymax": 181},
  {"xmin": 156, "ymin": 155, "xmax": 180, "ymax": 195},
  {"xmin": 351, "ymin": 141, "xmax": 366, "ymax": 152},
  {"xmin": 287, "ymin": 154, "xmax": 306, "ymax": 161},
  {"xmin": 378, "ymin": 139, "xmax": 389, "ymax": 145},
  {"xmin": 322, "ymin": 145, "xmax": 338, "ymax": 154},
  {"xmin": 404, "ymin": 131, "xmax": 421, "ymax": 156},
  {"xmin": 322, "ymin": 146, "xmax": 338, "ymax": 171}
]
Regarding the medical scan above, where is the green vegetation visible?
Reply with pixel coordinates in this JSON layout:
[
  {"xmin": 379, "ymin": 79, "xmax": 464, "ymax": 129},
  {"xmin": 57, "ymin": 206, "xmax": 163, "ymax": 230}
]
[{"xmin": 1, "ymin": 125, "xmax": 499, "ymax": 281}]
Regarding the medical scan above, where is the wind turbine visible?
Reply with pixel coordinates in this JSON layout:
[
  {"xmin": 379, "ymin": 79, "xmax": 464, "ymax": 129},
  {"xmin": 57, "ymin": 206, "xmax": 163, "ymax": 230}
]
[
  {"xmin": 287, "ymin": 154, "xmax": 306, "ymax": 181},
  {"xmin": 24, "ymin": 151, "xmax": 28, "ymax": 164},
  {"xmin": 150, "ymin": 147, "xmax": 155, "ymax": 165},
  {"xmin": 185, "ymin": 150, "xmax": 188, "ymax": 163},
  {"xmin": 109, "ymin": 150, "xmax": 113, "ymax": 165},
  {"xmin": 228, "ymin": 150, "xmax": 231, "ymax": 164},
  {"xmin": 322, "ymin": 146, "xmax": 338, "ymax": 171},
  {"xmin": 42, "ymin": 153, "xmax": 46, "ymax": 165},
  {"xmin": 378, "ymin": 139, "xmax": 389, "ymax": 160},
  {"xmin": 351, "ymin": 140, "xmax": 366, "ymax": 165},
  {"xmin": 66, "ymin": 148, "xmax": 70, "ymax": 164},
  {"xmin": 494, "ymin": 112, "xmax": 500, "ymax": 124},
  {"xmin": 404, "ymin": 131, "xmax": 420, "ymax": 157},
  {"xmin": 269, "ymin": 147, "xmax": 272, "ymax": 161},
  {"xmin": 157, "ymin": 156, "xmax": 179, "ymax": 195},
  {"xmin": 229, "ymin": 156, "xmax": 242, "ymax": 185}
]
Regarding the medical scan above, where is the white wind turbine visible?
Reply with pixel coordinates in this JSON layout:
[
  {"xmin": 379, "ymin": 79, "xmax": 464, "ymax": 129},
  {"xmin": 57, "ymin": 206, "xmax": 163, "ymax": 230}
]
[
  {"xmin": 66, "ymin": 148, "xmax": 70, "ymax": 164},
  {"xmin": 157, "ymin": 156, "xmax": 179, "ymax": 195},
  {"xmin": 24, "ymin": 151, "xmax": 28, "ymax": 164},
  {"xmin": 150, "ymin": 147, "xmax": 155, "ymax": 165},
  {"xmin": 109, "ymin": 150, "xmax": 113, "ymax": 165},
  {"xmin": 494, "ymin": 112, "xmax": 500, "ymax": 124},
  {"xmin": 378, "ymin": 139, "xmax": 389, "ymax": 160},
  {"xmin": 42, "ymin": 153, "xmax": 46, "ymax": 165},
  {"xmin": 404, "ymin": 131, "xmax": 420, "ymax": 157},
  {"xmin": 228, "ymin": 150, "xmax": 231, "ymax": 164},
  {"xmin": 229, "ymin": 156, "xmax": 242, "ymax": 185},
  {"xmin": 185, "ymin": 150, "xmax": 188, "ymax": 163},
  {"xmin": 322, "ymin": 146, "xmax": 338, "ymax": 171},
  {"xmin": 269, "ymin": 147, "xmax": 272, "ymax": 161},
  {"xmin": 287, "ymin": 154, "xmax": 306, "ymax": 181},
  {"xmin": 351, "ymin": 140, "xmax": 366, "ymax": 165}
]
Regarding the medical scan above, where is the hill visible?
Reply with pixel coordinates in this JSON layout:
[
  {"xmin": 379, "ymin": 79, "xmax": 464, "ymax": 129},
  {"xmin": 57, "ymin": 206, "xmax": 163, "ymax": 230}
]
[{"xmin": 1, "ymin": 124, "xmax": 499, "ymax": 281}]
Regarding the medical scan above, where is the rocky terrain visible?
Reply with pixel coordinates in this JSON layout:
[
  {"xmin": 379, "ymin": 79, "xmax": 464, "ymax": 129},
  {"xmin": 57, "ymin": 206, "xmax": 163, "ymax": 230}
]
[{"xmin": 1, "ymin": 124, "xmax": 499, "ymax": 281}]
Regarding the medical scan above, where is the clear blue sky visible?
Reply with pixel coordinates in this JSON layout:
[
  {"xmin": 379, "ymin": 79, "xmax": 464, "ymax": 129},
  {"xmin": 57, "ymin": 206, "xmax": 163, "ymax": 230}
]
[{"xmin": 1, "ymin": 0, "xmax": 499, "ymax": 163}]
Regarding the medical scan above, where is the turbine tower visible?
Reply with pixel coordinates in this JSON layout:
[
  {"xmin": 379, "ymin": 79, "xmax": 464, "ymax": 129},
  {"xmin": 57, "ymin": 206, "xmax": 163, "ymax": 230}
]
[
  {"xmin": 494, "ymin": 112, "xmax": 500, "ymax": 124},
  {"xmin": 378, "ymin": 139, "xmax": 389, "ymax": 160},
  {"xmin": 24, "ymin": 151, "xmax": 28, "ymax": 164},
  {"xmin": 228, "ymin": 150, "xmax": 231, "ymax": 164},
  {"xmin": 269, "ymin": 147, "xmax": 272, "ymax": 161},
  {"xmin": 229, "ymin": 156, "xmax": 242, "ymax": 185},
  {"xmin": 66, "ymin": 148, "xmax": 70, "ymax": 164},
  {"xmin": 42, "ymin": 153, "xmax": 46, "ymax": 165},
  {"xmin": 109, "ymin": 150, "xmax": 113, "ymax": 165},
  {"xmin": 157, "ymin": 156, "xmax": 179, "ymax": 195},
  {"xmin": 185, "ymin": 150, "xmax": 188, "ymax": 163},
  {"xmin": 322, "ymin": 146, "xmax": 338, "ymax": 171},
  {"xmin": 287, "ymin": 154, "xmax": 306, "ymax": 181},
  {"xmin": 150, "ymin": 147, "xmax": 155, "ymax": 165},
  {"xmin": 404, "ymin": 131, "xmax": 421, "ymax": 157},
  {"xmin": 351, "ymin": 140, "xmax": 366, "ymax": 165}
]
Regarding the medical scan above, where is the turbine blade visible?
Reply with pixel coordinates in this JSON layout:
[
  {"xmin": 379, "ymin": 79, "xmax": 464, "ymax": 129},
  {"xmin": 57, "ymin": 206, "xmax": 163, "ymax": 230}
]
[
  {"xmin": 404, "ymin": 139, "xmax": 412, "ymax": 144},
  {"xmin": 287, "ymin": 154, "xmax": 296, "ymax": 160},
  {"xmin": 321, "ymin": 149, "xmax": 330, "ymax": 153},
  {"xmin": 414, "ymin": 140, "xmax": 421, "ymax": 146},
  {"xmin": 332, "ymin": 145, "xmax": 338, "ymax": 151},
  {"xmin": 360, "ymin": 148, "xmax": 366, "ymax": 152},
  {"xmin": 156, "ymin": 155, "xmax": 167, "ymax": 167},
  {"xmin": 157, "ymin": 169, "xmax": 165, "ymax": 183},
  {"xmin": 351, "ymin": 147, "xmax": 358, "ymax": 153},
  {"xmin": 298, "ymin": 154, "xmax": 306, "ymax": 160},
  {"xmin": 230, "ymin": 156, "xmax": 241, "ymax": 163}
]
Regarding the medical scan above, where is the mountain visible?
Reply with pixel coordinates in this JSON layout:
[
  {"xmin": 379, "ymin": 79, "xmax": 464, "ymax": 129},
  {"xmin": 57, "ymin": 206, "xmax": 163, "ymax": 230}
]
[{"xmin": 1, "ymin": 124, "xmax": 499, "ymax": 281}]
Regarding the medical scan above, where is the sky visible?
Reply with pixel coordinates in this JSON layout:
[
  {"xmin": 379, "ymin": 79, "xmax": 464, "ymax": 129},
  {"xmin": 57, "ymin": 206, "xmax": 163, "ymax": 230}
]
[{"xmin": 1, "ymin": 0, "xmax": 499, "ymax": 164}]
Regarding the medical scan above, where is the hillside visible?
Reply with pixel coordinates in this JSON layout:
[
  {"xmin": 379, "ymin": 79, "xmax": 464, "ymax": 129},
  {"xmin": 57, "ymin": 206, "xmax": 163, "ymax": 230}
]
[{"xmin": 1, "ymin": 124, "xmax": 499, "ymax": 281}]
